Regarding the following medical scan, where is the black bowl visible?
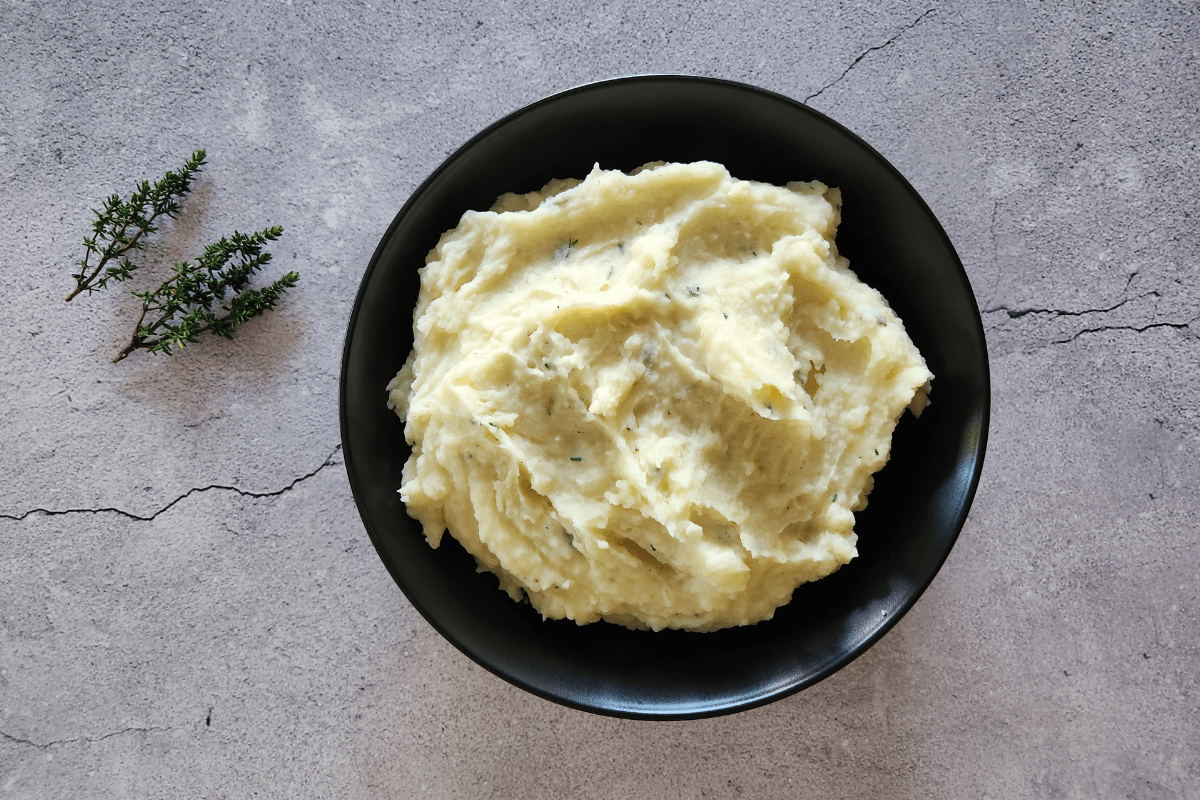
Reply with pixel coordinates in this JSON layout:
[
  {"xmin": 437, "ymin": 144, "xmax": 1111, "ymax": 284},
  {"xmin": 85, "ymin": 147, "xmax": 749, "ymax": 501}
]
[{"xmin": 340, "ymin": 75, "xmax": 990, "ymax": 719}]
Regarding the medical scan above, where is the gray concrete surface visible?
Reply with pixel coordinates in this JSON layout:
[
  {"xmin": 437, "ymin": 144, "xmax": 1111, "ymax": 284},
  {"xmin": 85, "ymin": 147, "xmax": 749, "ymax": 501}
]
[{"xmin": 2, "ymin": 0, "xmax": 1198, "ymax": 797}]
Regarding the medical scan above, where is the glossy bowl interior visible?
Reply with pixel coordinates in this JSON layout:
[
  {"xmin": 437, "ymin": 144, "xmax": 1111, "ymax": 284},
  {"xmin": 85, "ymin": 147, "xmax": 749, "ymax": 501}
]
[{"xmin": 340, "ymin": 75, "xmax": 990, "ymax": 719}]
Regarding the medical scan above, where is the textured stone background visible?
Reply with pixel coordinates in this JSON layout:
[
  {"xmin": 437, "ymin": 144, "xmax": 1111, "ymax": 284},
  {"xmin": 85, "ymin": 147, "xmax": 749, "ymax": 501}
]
[{"xmin": 2, "ymin": 0, "xmax": 1198, "ymax": 797}]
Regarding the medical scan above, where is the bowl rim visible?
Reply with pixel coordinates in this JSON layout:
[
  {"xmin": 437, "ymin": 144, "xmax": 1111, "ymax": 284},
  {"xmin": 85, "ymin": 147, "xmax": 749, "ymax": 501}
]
[{"xmin": 339, "ymin": 73, "xmax": 991, "ymax": 719}]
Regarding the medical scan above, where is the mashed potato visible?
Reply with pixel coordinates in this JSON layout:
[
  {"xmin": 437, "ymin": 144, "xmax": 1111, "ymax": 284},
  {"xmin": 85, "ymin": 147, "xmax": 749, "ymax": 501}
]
[{"xmin": 388, "ymin": 161, "xmax": 931, "ymax": 632}]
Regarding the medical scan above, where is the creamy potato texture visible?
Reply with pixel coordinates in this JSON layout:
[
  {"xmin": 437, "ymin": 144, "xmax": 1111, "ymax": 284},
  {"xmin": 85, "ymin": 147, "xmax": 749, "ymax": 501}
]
[{"xmin": 388, "ymin": 161, "xmax": 932, "ymax": 632}]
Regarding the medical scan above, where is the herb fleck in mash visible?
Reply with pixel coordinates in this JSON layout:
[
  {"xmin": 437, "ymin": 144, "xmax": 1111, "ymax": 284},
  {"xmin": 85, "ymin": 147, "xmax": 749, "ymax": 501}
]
[{"xmin": 387, "ymin": 161, "xmax": 932, "ymax": 632}]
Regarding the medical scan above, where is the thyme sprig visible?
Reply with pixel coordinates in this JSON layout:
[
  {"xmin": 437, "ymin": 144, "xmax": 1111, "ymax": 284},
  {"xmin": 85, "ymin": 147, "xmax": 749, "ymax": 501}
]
[
  {"xmin": 68, "ymin": 149, "xmax": 299, "ymax": 363},
  {"xmin": 114, "ymin": 226, "xmax": 298, "ymax": 363},
  {"xmin": 66, "ymin": 149, "xmax": 207, "ymax": 301}
]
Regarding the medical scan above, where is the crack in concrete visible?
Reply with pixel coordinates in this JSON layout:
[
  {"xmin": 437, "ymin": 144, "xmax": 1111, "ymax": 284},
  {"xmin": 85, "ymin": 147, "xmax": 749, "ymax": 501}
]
[
  {"xmin": 1052, "ymin": 319, "xmax": 1195, "ymax": 345},
  {"xmin": 0, "ymin": 444, "xmax": 343, "ymax": 523},
  {"xmin": 1, "ymin": 726, "xmax": 168, "ymax": 749},
  {"xmin": 982, "ymin": 284, "xmax": 1196, "ymax": 345},
  {"xmin": 805, "ymin": 7, "xmax": 936, "ymax": 104},
  {"xmin": 983, "ymin": 290, "xmax": 1160, "ymax": 320}
]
